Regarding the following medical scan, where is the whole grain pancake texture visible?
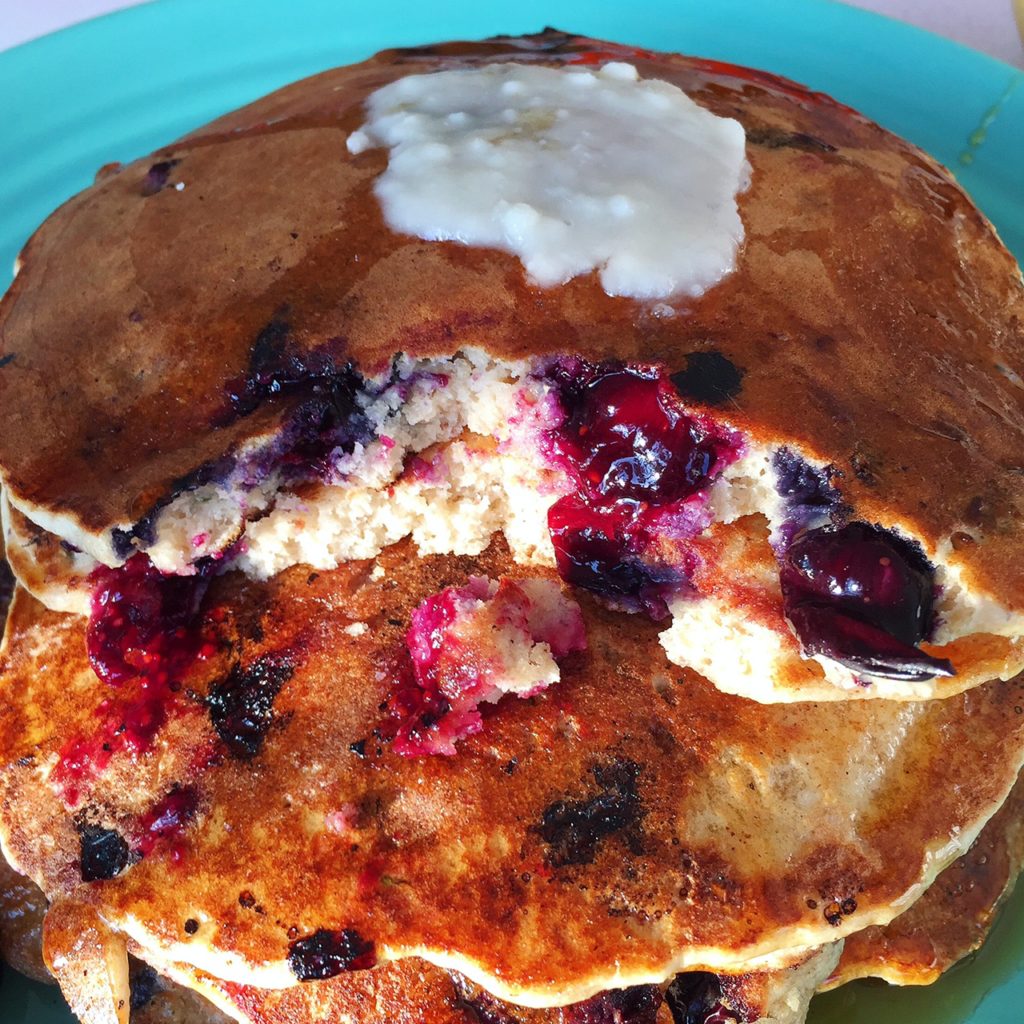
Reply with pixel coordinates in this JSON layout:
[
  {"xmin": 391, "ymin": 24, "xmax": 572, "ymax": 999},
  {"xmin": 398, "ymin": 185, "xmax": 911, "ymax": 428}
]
[
  {"xmin": 1, "ymin": 30, "xmax": 1023, "ymax": 701},
  {"xmin": 2, "ymin": 26, "xmax": 1024, "ymax": 1024},
  {"xmin": 2, "ymin": 539, "xmax": 1024, "ymax": 1009}
]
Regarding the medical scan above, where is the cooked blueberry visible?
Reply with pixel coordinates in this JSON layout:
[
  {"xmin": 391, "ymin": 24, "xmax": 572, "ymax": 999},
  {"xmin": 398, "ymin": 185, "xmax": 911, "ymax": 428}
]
[
  {"xmin": 287, "ymin": 928, "xmax": 376, "ymax": 980},
  {"xmin": 0, "ymin": 556, "xmax": 13, "ymax": 631},
  {"xmin": 550, "ymin": 362, "xmax": 728, "ymax": 506},
  {"xmin": 140, "ymin": 159, "xmax": 180, "ymax": 196},
  {"xmin": 564, "ymin": 985, "xmax": 663, "ymax": 1024},
  {"xmin": 0, "ymin": 353, "xmax": 15, "ymax": 369},
  {"xmin": 664, "ymin": 973, "xmax": 739, "ymax": 1024},
  {"xmin": 772, "ymin": 448, "xmax": 844, "ymax": 547},
  {"xmin": 547, "ymin": 496, "xmax": 683, "ymax": 618},
  {"xmin": 87, "ymin": 555, "xmax": 210, "ymax": 687},
  {"xmin": 208, "ymin": 655, "xmax": 295, "ymax": 759},
  {"xmin": 669, "ymin": 352, "xmax": 744, "ymax": 407},
  {"xmin": 128, "ymin": 963, "xmax": 160, "ymax": 1011},
  {"xmin": 542, "ymin": 359, "xmax": 738, "ymax": 618},
  {"xmin": 452, "ymin": 982, "xmax": 522, "ymax": 1024},
  {"xmin": 537, "ymin": 760, "xmax": 644, "ymax": 868},
  {"xmin": 79, "ymin": 825, "xmax": 131, "ymax": 882},
  {"xmin": 780, "ymin": 523, "xmax": 954, "ymax": 681}
]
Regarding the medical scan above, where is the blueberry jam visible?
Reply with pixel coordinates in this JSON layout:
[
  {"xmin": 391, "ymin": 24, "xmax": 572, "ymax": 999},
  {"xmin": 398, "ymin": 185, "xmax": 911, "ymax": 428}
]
[
  {"xmin": 287, "ymin": 928, "xmax": 376, "ymax": 981},
  {"xmin": 87, "ymin": 555, "xmax": 211, "ymax": 687},
  {"xmin": 543, "ymin": 359, "xmax": 740, "ymax": 617},
  {"xmin": 781, "ymin": 522, "xmax": 954, "ymax": 681}
]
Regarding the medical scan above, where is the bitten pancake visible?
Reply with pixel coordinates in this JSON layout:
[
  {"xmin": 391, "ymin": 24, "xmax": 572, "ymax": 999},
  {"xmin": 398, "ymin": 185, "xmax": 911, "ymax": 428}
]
[
  {"xmin": 2, "ymin": 540, "xmax": 1024, "ymax": 1006},
  {"xmin": 2, "ymin": 31, "xmax": 1023, "ymax": 701}
]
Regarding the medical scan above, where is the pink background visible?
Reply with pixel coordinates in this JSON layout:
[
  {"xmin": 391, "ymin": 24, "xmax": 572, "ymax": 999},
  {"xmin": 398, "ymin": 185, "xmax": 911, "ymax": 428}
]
[{"xmin": 2, "ymin": 0, "xmax": 1023, "ymax": 67}]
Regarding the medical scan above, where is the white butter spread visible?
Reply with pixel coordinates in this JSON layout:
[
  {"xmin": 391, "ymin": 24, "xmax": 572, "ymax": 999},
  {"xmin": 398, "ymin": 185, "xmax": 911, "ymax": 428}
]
[{"xmin": 347, "ymin": 61, "xmax": 749, "ymax": 300}]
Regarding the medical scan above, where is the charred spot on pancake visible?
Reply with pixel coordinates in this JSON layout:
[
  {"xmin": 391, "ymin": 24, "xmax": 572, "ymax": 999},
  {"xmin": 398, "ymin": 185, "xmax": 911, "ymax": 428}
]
[
  {"xmin": 0, "ymin": 353, "xmax": 15, "ymax": 369},
  {"xmin": 564, "ymin": 984, "xmax": 664, "ymax": 1023},
  {"xmin": 664, "ymin": 972, "xmax": 743, "ymax": 1024},
  {"xmin": 669, "ymin": 352, "xmax": 744, "ymax": 407},
  {"xmin": 746, "ymin": 126, "xmax": 836, "ymax": 153},
  {"xmin": 140, "ymin": 159, "xmax": 180, "ymax": 197},
  {"xmin": 286, "ymin": 928, "xmax": 376, "ymax": 980},
  {"xmin": 537, "ymin": 759, "xmax": 644, "ymax": 868},
  {"xmin": 128, "ymin": 962, "xmax": 160, "ymax": 1011},
  {"xmin": 208, "ymin": 654, "xmax": 295, "ymax": 759},
  {"xmin": 781, "ymin": 522, "xmax": 954, "ymax": 681},
  {"xmin": 78, "ymin": 824, "xmax": 132, "ymax": 882}
]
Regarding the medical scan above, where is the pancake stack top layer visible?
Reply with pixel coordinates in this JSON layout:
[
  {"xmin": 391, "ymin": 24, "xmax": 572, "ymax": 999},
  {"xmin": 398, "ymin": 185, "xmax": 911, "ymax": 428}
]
[{"xmin": 0, "ymin": 27, "xmax": 1023, "ymax": 1024}]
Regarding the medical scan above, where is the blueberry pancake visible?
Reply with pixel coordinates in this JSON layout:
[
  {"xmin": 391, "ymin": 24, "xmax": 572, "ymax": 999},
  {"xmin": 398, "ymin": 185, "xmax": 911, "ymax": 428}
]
[
  {"xmin": 5, "ymin": 789, "xmax": 1021, "ymax": 1024},
  {"xmin": 2, "ymin": 539, "xmax": 1024, "ymax": 1007},
  {"xmin": 2, "ymin": 31, "xmax": 1023, "ymax": 700}
]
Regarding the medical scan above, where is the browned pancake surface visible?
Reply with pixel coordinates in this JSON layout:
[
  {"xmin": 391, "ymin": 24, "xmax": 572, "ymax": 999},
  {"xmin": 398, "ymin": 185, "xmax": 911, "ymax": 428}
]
[
  {"xmin": 0, "ymin": 31, "xmax": 1022, "ymax": 608},
  {"xmin": 1, "ymin": 540, "xmax": 1024, "ymax": 1002},
  {"xmin": 830, "ymin": 771, "xmax": 1024, "ymax": 987}
]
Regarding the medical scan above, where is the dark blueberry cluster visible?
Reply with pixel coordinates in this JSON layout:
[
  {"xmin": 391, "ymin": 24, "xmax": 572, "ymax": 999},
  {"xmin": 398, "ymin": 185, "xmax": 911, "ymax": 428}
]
[
  {"xmin": 544, "ymin": 359, "xmax": 740, "ymax": 617},
  {"xmin": 664, "ymin": 973, "xmax": 742, "ymax": 1024},
  {"xmin": 564, "ymin": 984, "xmax": 663, "ymax": 1024},
  {"xmin": 287, "ymin": 928, "xmax": 376, "ymax": 981},
  {"xmin": 207, "ymin": 655, "xmax": 296, "ymax": 759},
  {"xmin": 537, "ymin": 760, "xmax": 644, "ymax": 868}
]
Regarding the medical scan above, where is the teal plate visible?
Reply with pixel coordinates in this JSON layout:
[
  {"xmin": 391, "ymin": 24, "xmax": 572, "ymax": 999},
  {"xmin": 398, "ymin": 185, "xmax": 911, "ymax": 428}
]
[{"xmin": 0, "ymin": 0, "xmax": 1021, "ymax": 1021}]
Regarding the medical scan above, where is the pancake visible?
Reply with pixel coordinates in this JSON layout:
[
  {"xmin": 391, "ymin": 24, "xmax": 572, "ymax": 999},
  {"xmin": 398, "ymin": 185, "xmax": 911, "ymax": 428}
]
[
  {"xmin": 2, "ymin": 541, "xmax": 1024, "ymax": 1007},
  {"xmin": 9, "ymin": 774, "xmax": 1023, "ymax": 1024},
  {"xmin": 827, "ymin": 770, "xmax": 1024, "ymax": 988},
  {"xmin": 158, "ymin": 944, "xmax": 842, "ymax": 1024},
  {"xmin": 0, "ymin": 840, "xmax": 49, "ymax": 984},
  {"xmin": 1, "ymin": 31, "xmax": 1023, "ymax": 701}
]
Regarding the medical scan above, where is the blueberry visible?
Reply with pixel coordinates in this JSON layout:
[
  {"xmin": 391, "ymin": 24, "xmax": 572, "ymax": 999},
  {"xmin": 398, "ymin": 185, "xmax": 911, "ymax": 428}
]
[
  {"xmin": 207, "ymin": 655, "xmax": 295, "ymax": 759},
  {"xmin": 669, "ymin": 351, "xmax": 745, "ymax": 408},
  {"xmin": 780, "ymin": 523, "xmax": 954, "ymax": 681},
  {"xmin": 664, "ymin": 973, "xmax": 739, "ymax": 1024},
  {"xmin": 140, "ymin": 159, "xmax": 180, "ymax": 197},
  {"xmin": 564, "ymin": 985, "xmax": 663, "ymax": 1024},
  {"xmin": 79, "ymin": 825, "xmax": 131, "ymax": 882},
  {"xmin": 287, "ymin": 928, "xmax": 376, "ymax": 980},
  {"xmin": 537, "ymin": 760, "xmax": 644, "ymax": 868}
]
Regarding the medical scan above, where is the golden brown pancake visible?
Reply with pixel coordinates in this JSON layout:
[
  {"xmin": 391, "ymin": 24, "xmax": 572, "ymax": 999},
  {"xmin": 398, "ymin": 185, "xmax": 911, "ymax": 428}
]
[
  {"xmin": 0, "ymin": 31, "xmax": 1022, "ymax": 687},
  {"xmin": 2, "ymin": 539, "xmax": 1024, "ymax": 1006},
  {"xmin": 827, "ymin": 771, "xmax": 1024, "ymax": 988},
  {"xmin": 159, "ymin": 944, "xmax": 841, "ymax": 1024}
]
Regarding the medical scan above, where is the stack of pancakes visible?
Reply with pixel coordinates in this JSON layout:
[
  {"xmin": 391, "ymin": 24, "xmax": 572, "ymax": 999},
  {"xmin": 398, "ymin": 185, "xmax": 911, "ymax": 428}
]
[{"xmin": 0, "ymin": 29, "xmax": 1023, "ymax": 1024}]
